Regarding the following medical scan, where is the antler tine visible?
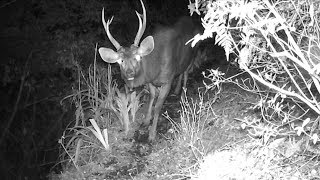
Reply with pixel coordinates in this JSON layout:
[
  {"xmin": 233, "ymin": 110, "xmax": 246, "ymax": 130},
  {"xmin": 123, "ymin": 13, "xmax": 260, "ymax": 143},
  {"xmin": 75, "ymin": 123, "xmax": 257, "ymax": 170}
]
[
  {"xmin": 102, "ymin": 8, "xmax": 121, "ymax": 50},
  {"xmin": 135, "ymin": 11, "xmax": 143, "ymax": 44},
  {"xmin": 133, "ymin": 0, "xmax": 147, "ymax": 46}
]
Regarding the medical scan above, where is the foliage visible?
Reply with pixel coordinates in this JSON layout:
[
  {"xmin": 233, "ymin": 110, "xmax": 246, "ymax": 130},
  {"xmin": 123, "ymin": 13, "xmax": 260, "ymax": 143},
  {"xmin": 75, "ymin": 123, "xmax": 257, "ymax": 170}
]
[
  {"xmin": 58, "ymin": 52, "xmax": 117, "ymax": 172},
  {"xmin": 88, "ymin": 118, "xmax": 110, "ymax": 150},
  {"xmin": 58, "ymin": 47, "xmax": 144, "ymax": 175},
  {"xmin": 189, "ymin": 0, "xmax": 320, "ymax": 144},
  {"xmin": 159, "ymin": 89, "xmax": 217, "ymax": 179},
  {"xmin": 114, "ymin": 87, "xmax": 143, "ymax": 135}
]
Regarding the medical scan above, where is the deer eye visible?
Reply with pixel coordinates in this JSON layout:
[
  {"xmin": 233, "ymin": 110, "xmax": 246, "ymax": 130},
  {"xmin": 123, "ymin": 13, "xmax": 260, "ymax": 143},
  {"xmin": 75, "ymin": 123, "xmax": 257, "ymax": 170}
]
[
  {"xmin": 135, "ymin": 54, "xmax": 141, "ymax": 61},
  {"xmin": 117, "ymin": 58, "xmax": 123, "ymax": 64}
]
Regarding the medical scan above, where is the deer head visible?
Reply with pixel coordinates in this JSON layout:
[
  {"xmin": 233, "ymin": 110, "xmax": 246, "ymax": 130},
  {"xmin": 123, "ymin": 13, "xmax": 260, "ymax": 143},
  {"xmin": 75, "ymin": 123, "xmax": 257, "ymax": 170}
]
[{"xmin": 99, "ymin": 0, "xmax": 154, "ymax": 81}]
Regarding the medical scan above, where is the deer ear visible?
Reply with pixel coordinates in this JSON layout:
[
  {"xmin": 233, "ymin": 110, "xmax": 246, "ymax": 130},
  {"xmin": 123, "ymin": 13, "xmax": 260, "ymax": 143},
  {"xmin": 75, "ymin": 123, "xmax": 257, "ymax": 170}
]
[
  {"xmin": 138, "ymin": 36, "xmax": 154, "ymax": 56},
  {"xmin": 99, "ymin": 47, "xmax": 120, "ymax": 63}
]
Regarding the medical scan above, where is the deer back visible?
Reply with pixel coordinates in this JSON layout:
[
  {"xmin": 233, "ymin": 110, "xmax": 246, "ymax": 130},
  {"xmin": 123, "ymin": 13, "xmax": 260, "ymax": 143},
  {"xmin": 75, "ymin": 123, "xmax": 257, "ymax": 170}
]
[{"xmin": 132, "ymin": 16, "xmax": 200, "ymax": 87}]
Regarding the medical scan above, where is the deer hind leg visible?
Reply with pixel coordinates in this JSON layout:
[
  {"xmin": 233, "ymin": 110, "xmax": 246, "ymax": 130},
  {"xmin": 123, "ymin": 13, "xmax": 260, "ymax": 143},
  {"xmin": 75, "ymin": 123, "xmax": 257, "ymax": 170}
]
[
  {"xmin": 174, "ymin": 74, "xmax": 183, "ymax": 95},
  {"xmin": 174, "ymin": 64, "xmax": 191, "ymax": 95},
  {"xmin": 175, "ymin": 64, "xmax": 193, "ymax": 95},
  {"xmin": 145, "ymin": 83, "xmax": 156, "ymax": 125},
  {"xmin": 148, "ymin": 82, "xmax": 172, "ymax": 141},
  {"xmin": 183, "ymin": 68, "xmax": 189, "ymax": 90}
]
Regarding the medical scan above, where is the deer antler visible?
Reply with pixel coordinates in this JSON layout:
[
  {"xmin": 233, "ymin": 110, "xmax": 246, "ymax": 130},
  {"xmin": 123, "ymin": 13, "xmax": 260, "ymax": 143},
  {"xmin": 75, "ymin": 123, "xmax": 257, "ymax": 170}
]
[
  {"xmin": 133, "ymin": 0, "xmax": 147, "ymax": 46},
  {"xmin": 102, "ymin": 8, "xmax": 121, "ymax": 50}
]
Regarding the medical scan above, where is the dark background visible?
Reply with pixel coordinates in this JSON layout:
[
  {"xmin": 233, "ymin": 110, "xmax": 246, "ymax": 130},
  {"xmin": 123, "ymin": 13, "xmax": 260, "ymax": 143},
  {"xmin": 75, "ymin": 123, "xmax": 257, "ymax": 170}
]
[{"xmin": 0, "ymin": 0, "xmax": 204, "ymax": 179}]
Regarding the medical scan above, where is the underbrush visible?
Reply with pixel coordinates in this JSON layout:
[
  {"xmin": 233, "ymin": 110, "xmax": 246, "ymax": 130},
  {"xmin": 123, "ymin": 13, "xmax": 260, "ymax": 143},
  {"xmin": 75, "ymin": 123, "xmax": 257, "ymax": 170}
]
[
  {"xmin": 135, "ymin": 90, "xmax": 218, "ymax": 179},
  {"xmin": 186, "ymin": 0, "xmax": 320, "ymax": 179},
  {"xmin": 52, "ymin": 47, "xmax": 146, "ymax": 179}
]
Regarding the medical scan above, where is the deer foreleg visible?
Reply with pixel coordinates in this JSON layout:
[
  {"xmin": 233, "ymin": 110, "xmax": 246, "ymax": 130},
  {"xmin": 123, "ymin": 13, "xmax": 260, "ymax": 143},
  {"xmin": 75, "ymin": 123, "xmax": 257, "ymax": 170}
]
[
  {"xmin": 145, "ymin": 83, "xmax": 156, "ymax": 125},
  {"xmin": 148, "ymin": 82, "xmax": 172, "ymax": 141}
]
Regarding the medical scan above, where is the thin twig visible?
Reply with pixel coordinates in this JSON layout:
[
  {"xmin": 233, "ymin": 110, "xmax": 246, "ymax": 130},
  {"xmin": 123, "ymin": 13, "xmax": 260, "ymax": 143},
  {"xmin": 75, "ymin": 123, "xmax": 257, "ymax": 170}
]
[
  {"xmin": 0, "ymin": 51, "xmax": 32, "ymax": 145},
  {"xmin": 0, "ymin": 0, "xmax": 16, "ymax": 8}
]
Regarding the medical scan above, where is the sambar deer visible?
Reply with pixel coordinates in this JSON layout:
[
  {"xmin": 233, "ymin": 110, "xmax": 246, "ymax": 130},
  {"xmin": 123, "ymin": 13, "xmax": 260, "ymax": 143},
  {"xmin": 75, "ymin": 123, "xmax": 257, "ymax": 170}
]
[{"xmin": 99, "ymin": 0, "xmax": 200, "ymax": 141}]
